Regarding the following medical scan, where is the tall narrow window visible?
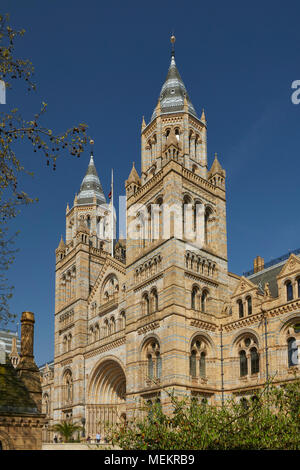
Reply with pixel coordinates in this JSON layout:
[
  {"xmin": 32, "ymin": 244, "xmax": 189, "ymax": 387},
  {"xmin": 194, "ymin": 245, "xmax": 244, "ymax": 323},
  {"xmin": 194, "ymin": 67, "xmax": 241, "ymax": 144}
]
[
  {"xmin": 156, "ymin": 352, "xmax": 162, "ymax": 379},
  {"xmin": 238, "ymin": 300, "xmax": 244, "ymax": 318},
  {"xmin": 240, "ymin": 350, "xmax": 248, "ymax": 377},
  {"xmin": 286, "ymin": 281, "xmax": 293, "ymax": 301},
  {"xmin": 148, "ymin": 354, "xmax": 154, "ymax": 379},
  {"xmin": 201, "ymin": 291, "xmax": 207, "ymax": 313},
  {"xmin": 246, "ymin": 296, "xmax": 252, "ymax": 315},
  {"xmin": 297, "ymin": 278, "xmax": 300, "ymax": 298},
  {"xmin": 288, "ymin": 337, "xmax": 298, "ymax": 367},
  {"xmin": 191, "ymin": 287, "xmax": 198, "ymax": 310},
  {"xmin": 200, "ymin": 352, "xmax": 206, "ymax": 378},
  {"xmin": 250, "ymin": 347, "xmax": 259, "ymax": 374},
  {"xmin": 190, "ymin": 350, "xmax": 197, "ymax": 377}
]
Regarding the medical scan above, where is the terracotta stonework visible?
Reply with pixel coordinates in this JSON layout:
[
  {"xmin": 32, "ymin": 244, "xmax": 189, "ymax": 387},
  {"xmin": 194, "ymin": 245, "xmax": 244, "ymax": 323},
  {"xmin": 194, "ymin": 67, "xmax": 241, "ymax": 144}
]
[{"xmin": 42, "ymin": 46, "xmax": 300, "ymax": 441}]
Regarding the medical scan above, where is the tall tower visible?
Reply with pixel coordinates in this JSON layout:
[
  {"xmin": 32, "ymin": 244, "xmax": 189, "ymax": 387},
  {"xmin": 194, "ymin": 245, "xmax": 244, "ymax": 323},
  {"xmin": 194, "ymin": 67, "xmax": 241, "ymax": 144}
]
[
  {"xmin": 125, "ymin": 36, "xmax": 231, "ymax": 412},
  {"xmin": 53, "ymin": 146, "xmax": 113, "ymax": 424}
]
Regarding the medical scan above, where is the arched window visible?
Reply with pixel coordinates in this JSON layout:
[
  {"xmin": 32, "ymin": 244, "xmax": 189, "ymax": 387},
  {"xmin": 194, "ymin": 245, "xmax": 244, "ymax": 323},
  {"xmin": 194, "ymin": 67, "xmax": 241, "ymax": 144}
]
[
  {"xmin": 297, "ymin": 278, "xmax": 300, "ymax": 298},
  {"xmin": 190, "ymin": 350, "xmax": 197, "ymax": 377},
  {"xmin": 150, "ymin": 289, "xmax": 158, "ymax": 313},
  {"xmin": 156, "ymin": 352, "xmax": 162, "ymax": 379},
  {"xmin": 240, "ymin": 350, "xmax": 248, "ymax": 377},
  {"xmin": 142, "ymin": 293, "xmax": 150, "ymax": 315},
  {"xmin": 120, "ymin": 311, "xmax": 126, "ymax": 329},
  {"xmin": 148, "ymin": 354, "xmax": 154, "ymax": 379},
  {"xmin": 237, "ymin": 300, "xmax": 244, "ymax": 318},
  {"xmin": 144, "ymin": 340, "xmax": 161, "ymax": 382},
  {"xmin": 286, "ymin": 281, "xmax": 293, "ymax": 301},
  {"xmin": 200, "ymin": 352, "xmax": 206, "ymax": 378},
  {"xmin": 250, "ymin": 347, "xmax": 259, "ymax": 374},
  {"xmin": 190, "ymin": 338, "xmax": 207, "ymax": 379},
  {"xmin": 63, "ymin": 335, "xmax": 68, "ymax": 352},
  {"xmin": 191, "ymin": 287, "xmax": 199, "ymax": 310},
  {"xmin": 67, "ymin": 334, "xmax": 72, "ymax": 352},
  {"xmin": 288, "ymin": 337, "xmax": 298, "ymax": 367},
  {"xmin": 201, "ymin": 291, "xmax": 208, "ymax": 313},
  {"xmin": 110, "ymin": 317, "xmax": 116, "ymax": 334},
  {"xmin": 246, "ymin": 296, "xmax": 252, "ymax": 315}
]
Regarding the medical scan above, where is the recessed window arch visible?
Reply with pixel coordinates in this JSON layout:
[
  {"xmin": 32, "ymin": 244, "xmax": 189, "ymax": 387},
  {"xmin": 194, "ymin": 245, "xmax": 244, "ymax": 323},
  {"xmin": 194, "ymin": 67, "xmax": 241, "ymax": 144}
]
[
  {"xmin": 288, "ymin": 337, "xmax": 298, "ymax": 367},
  {"xmin": 239, "ymin": 350, "xmax": 248, "ymax": 377},
  {"xmin": 237, "ymin": 336, "xmax": 260, "ymax": 377},
  {"xmin": 286, "ymin": 280, "xmax": 293, "ymax": 301},
  {"xmin": 150, "ymin": 288, "xmax": 158, "ymax": 313},
  {"xmin": 142, "ymin": 292, "xmax": 150, "ymax": 315},
  {"xmin": 237, "ymin": 299, "xmax": 244, "ymax": 318},
  {"xmin": 143, "ymin": 339, "xmax": 162, "ymax": 382},
  {"xmin": 189, "ymin": 337, "xmax": 208, "ymax": 379},
  {"xmin": 246, "ymin": 296, "xmax": 252, "ymax": 315},
  {"xmin": 201, "ymin": 290, "xmax": 208, "ymax": 313},
  {"xmin": 191, "ymin": 285, "xmax": 200, "ymax": 310}
]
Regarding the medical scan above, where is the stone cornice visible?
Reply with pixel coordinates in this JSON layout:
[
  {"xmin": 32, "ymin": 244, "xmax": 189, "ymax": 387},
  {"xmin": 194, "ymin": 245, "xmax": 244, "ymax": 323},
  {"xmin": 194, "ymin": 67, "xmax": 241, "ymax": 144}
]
[
  {"xmin": 133, "ymin": 273, "xmax": 164, "ymax": 292},
  {"xmin": 190, "ymin": 319, "xmax": 217, "ymax": 332},
  {"xmin": 138, "ymin": 321, "xmax": 160, "ymax": 335},
  {"xmin": 84, "ymin": 336, "xmax": 126, "ymax": 359},
  {"xmin": 185, "ymin": 271, "xmax": 219, "ymax": 288}
]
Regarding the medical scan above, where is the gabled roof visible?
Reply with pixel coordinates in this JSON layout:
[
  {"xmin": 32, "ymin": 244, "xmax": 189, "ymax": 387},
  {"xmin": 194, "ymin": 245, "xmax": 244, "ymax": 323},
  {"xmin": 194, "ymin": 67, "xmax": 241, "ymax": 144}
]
[
  {"xmin": 77, "ymin": 154, "xmax": 106, "ymax": 206},
  {"xmin": 151, "ymin": 52, "xmax": 197, "ymax": 121}
]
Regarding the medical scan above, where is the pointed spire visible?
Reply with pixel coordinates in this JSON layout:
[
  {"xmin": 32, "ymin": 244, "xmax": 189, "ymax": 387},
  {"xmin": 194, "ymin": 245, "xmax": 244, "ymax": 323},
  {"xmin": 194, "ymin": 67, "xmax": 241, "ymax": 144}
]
[
  {"xmin": 141, "ymin": 116, "xmax": 146, "ymax": 130},
  {"xmin": 57, "ymin": 235, "xmax": 65, "ymax": 252},
  {"xmin": 126, "ymin": 162, "xmax": 141, "ymax": 186},
  {"xmin": 201, "ymin": 108, "xmax": 206, "ymax": 123},
  {"xmin": 66, "ymin": 202, "xmax": 69, "ymax": 213},
  {"xmin": 209, "ymin": 153, "xmax": 225, "ymax": 177},
  {"xmin": 77, "ymin": 142, "xmax": 106, "ymax": 206},
  {"xmin": 151, "ymin": 35, "xmax": 197, "ymax": 121}
]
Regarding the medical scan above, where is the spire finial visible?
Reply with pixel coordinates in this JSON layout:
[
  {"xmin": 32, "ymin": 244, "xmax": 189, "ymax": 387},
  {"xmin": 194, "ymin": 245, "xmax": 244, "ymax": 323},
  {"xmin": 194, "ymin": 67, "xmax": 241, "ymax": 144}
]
[
  {"xmin": 170, "ymin": 33, "xmax": 176, "ymax": 57},
  {"xmin": 90, "ymin": 139, "xmax": 94, "ymax": 158}
]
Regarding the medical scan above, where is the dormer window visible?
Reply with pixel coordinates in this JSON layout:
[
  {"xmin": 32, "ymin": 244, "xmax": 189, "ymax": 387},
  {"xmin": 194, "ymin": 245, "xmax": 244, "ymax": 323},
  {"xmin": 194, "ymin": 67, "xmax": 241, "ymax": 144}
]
[{"xmin": 170, "ymin": 89, "xmax": 175, "ymax": 94}]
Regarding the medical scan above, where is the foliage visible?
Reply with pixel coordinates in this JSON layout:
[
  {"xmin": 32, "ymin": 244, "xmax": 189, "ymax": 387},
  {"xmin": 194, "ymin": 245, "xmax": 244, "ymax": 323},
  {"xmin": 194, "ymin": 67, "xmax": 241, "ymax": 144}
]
[
  {"xmin": 50, "ymin": 420, "xmax": 83, "ymax": 443},
  {"xmin": 106, "ymin": 378, "xmax": 300, "ymax": 450},
  {"xmin": 0, "ymin": 13, "xmax": 89, "ymax": 323}
]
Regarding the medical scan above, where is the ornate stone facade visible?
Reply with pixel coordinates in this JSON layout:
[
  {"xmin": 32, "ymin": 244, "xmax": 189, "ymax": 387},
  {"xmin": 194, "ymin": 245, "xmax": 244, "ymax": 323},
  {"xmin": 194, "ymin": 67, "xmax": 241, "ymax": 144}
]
[{"xmin": 42, "ymin": 44, "xmax": 300, "ymax": 440}]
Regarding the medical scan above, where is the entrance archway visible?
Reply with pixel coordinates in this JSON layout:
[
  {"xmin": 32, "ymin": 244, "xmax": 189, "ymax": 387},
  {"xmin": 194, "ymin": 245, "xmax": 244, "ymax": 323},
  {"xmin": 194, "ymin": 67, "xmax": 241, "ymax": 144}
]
[{"xmin": 87, "ymin": 358, "xmax": 126, "ymax": 437}]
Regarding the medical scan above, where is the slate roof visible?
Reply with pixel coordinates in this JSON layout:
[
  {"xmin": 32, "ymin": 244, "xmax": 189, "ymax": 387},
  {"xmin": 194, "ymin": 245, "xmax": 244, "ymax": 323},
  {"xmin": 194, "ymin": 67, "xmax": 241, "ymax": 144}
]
[
  {"xmin": 246, "ymin": 261, "xmax": 286, "ymax": 298},
  {"xmin": 77, "ymin": 154, "xmax": 106, "ymax": 206},
  {"xmin": 151, "ymin": 53, "xmax": 197, "ymax": 121}
]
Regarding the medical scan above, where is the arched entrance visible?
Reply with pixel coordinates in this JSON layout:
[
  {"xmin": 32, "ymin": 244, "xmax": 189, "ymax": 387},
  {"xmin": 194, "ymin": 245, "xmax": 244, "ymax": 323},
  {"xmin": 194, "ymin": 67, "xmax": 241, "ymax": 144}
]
[{"xmin": 87, "ymin": 358, "xmax": 126, "ymax": 437}]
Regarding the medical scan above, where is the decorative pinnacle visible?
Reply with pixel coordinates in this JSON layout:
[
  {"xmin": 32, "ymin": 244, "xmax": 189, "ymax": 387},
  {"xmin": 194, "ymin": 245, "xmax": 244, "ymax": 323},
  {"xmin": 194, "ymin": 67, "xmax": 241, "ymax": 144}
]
[
  {"xmin": 170, "ymin": 33, "xmax": 176, "ymax": 57},
  {"xmin": 90, "ymin": 139, "xmax": 94, "ymax": 156}
]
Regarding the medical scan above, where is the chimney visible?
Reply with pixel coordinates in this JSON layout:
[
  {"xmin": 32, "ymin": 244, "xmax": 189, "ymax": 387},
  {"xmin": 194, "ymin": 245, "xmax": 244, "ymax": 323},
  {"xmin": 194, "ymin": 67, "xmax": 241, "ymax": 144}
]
[
  {"xmin": 254, "ymin": 256, "xmax": 265, "ymax": 273},
  {"xmin": 16, "ymin": 311, "xmax": 42, "ymax": 412}
]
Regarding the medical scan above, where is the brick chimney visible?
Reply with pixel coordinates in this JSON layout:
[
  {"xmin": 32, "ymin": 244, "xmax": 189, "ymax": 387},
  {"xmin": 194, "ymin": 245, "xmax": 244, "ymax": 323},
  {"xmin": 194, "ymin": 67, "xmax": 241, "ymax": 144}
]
[
  {"xmin": 16, "ymin": 311, "xmax": 42, "ymax": 412},
  {"xmin": 254, "ymin": 256, "xmax": 265, "ymax": 273}
]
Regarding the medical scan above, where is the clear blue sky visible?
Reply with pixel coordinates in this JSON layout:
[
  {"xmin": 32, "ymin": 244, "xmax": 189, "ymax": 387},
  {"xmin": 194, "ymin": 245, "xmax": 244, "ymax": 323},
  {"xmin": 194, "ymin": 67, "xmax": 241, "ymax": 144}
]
[{"xmin": 1, "ymin": 0, "xmax": 300, "ymax": 365}]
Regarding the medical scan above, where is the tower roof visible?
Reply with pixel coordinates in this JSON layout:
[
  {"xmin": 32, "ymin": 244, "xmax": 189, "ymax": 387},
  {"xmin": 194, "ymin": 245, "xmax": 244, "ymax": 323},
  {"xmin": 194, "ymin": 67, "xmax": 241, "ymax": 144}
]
[
  {"xmin": 151, "ymin": 52, "xmax": 197, "ymax": 121},
  {"xmin": 208, "ymin": 153, "xmax": 225, "ymax": 178},
  {"xmin": 126, "ymin": 162, "xmax": 141, "ymax": 186},
  {"xmin": 77, "ymin": 153, "xmax": 106, "ymax": 206}
]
